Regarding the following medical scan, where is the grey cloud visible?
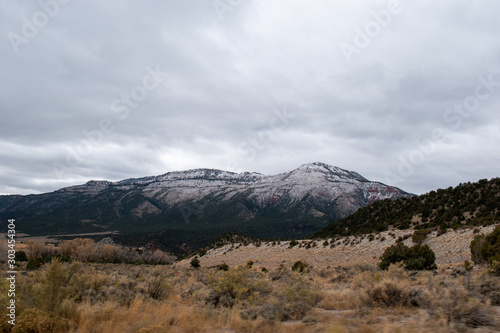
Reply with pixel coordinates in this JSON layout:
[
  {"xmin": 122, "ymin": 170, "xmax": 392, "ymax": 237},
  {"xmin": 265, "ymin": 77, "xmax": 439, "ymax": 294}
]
[{"xmin": 0, "ymin": 0, "xmax": 499, "ymax": 196}]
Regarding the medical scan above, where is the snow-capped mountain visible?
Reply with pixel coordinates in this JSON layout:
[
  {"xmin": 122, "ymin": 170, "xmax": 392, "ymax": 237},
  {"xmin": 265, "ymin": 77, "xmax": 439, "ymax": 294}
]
[{"xmin": 0, "ymin": 162, "xmax": 412, "ymax": 253}]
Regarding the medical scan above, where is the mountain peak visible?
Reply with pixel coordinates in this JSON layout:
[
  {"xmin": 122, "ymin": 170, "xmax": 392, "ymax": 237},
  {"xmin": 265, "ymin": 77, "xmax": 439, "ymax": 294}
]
[
  {"xmin": 295, "ymin": 162, "xmax": 339, "ymax": 171},
  {"xmin": 291, "ymin": 162, "xmax": 369, "ymax": 182}
]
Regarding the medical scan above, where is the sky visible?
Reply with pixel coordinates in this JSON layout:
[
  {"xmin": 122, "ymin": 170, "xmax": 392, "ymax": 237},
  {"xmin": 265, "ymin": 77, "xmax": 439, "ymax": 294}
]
[{"xmin": 0, "ymin": 0, "xmax": 499, "ymax": 196}]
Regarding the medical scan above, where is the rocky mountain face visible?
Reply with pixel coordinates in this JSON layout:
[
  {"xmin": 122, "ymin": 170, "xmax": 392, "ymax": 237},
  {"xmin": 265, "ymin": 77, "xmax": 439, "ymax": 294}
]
[{"xmin": 0, "ymin": 162, "xmax": 412, "ymax": 253}]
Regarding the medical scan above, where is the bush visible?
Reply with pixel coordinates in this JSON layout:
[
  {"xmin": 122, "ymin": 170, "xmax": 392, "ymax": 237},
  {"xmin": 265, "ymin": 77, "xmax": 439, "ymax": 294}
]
[
  {"xmin": 240, "ymin": 274, "xmax": 321, "ymax": 321},
  {"xmin": 289, "ymin": 239, "xmax": 298, "ymax": 248},
  {"xmin": 146, "ymin": 275, "xmax": 171, "ymax": 300},
  {"xmin": 37, "ymin": 258, "xmax": 80, "ymax": 313},
  {"xmin": 12, "ymin": 309, "xmax": 68, "ymax": 333},
  {"xmin": 190, "ymin": 257, "xmax": 200, "ymax": 268},
  {"xmin": 481, "ymin": 226, "xmax": 500, "ymax": 264},
  {"xmin": 407, "ymin": 244, "xmax": 437, "ymax": 270},
  {"xmin": 43, "ymin": 254, "xmax": 71, "ymax": 263},
  {"xmin": 412, "ymin": 229, "xmax": 429, "ymax": 245},
  {"xmin": 292, "ymin": 261, "xmax": 310, "ymax": 274},
  {"xmin": 26, "ymin": 257, "xmax": 45, "ymax": 270},
  {"xmin": 471, "ymin": 234, "xmax": 486, "ymax": 264},
  {"xmin": 379, "ymin": 243, "xmax": 411, "ymax": 270},
  {"xmin": 368, "ymin": 280, "xmax": 410, "ymax": 307},
  {"xmin": 470, "ymin": 225, "xmax": 500, "ymax": 271},
  {"xmin": 15, "ymin": 251, "xmax": 28, "ymax": 262},
  {"xmin": 464, "ymin": 260, "xmax": 473, "ymax": 272},
  {"xmin": 489, "ymin": 260, "xmax": 500, "ymax": 276},
  {"xmin": 433, "ymin": 285, "xmax": 497, "ymax": 329},
  {"xmin": 206, "ymin": 268, "xmax": 269, "ymax": 308},
  {"xmin": 437, "ymin": 224, "xmax": 448, "ymax": 236},
  {"xmin": 218, "ymin": 263, "xmax": 229, "ymax": 271},
  {"xmin": 379, "ymin": 243, "xmax": 436, "ymax": 270}
]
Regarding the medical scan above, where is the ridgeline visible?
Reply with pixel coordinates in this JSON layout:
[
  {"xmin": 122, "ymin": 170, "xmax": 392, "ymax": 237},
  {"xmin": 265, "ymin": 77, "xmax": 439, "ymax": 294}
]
[{"xmin": 311, "ymin": 178, "xmax": 500, "ymax": 239}]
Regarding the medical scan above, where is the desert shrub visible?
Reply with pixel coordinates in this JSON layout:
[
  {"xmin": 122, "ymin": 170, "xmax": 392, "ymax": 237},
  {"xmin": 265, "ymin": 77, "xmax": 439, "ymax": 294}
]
[
  {"xmin": 412, "ymin": 228, "xmax": 429, "ymax": 245},
  {"xmin": 490, "ymin": 260, "xmax": 500, "ymax": 276},
  {"xmin": 57, "ymin": 238, "xmax": 173, "ymax": 264},
  {"xmin": 490, "ymin": 290, "xmax": 500, "ymax": 306},
  {"xmin": 269, "ymin": 264, "xmax": 289, "ymax": 281},
  {"xmin": 246, "ymin": 260, "xmax": 254, "ymax": 268},
  {"xmin": 379, "ymin": 243, "xmax": 436, "ymax": 270},
  {"xmin": 437, "ymin": 224, "xmax": 448, "ymax": 236},
  {"xmin": 190, "ymin": 257, "xmax": 200, "ymax": 268},
  {"xmin": 144, "ymin": 249, "xmax": 175, "ymax": 265},
  {"xmin": 206, "ymin": 268, "xmax": 269, "ymax": 308},
  {"xmin": 292, "ymin": 261, "xmax": 310, "ymax": 274},
  {"xmin": 26, "ymin": 257, "xmax": 45, "ymax": 270},
  {"xmin": 352, "ymin": 262, "xmax": 377, "ymax": 274},
  {"xmin": 470, "ymin": 226, "xmax": 500, "ymax": 272},
  {"xmin": 27, "ymin": 240, "xmax": 50, "ymax": 260},
  {"xmin": 405, "ymin": 245, "xmax": 437, "ymax": 270},
  {"xmin": 473, "ymin": 274, "xmax": 500, "ymax": 303},
  {"xmin": 481, "ymin": 226, "xmax": 500, "ymax": 262},
  {"xmin": 12, "ymin": 308, "xmax": 69, "ymax": 333},
  {"xmin": 65, "ymin": 266, "xmax": 106, "ymax": 304},
  {"xmin": 218, "ymin": 263, "xmax": 229, "ymax": 271},
  {"xmin": 464, "ymin": 260, "xmax": 473, "ymax": 272},
  {"xmin": 35, "ymin": 258, "xmax": 80, "ymax": 313},
  {"xmin": 432, "ymin": 285, "xmax": 496, "ymax": 329},
  {"xmin": 289, "ymin": 239, "xmax": 298, "ymax": 248},
  {"xmin": 241, "ymin": 273, "xmax": 321, "ymax": 321},
  {"xmin": 379, "ymin": 243, "xmax": 411, "ymax": 270},
  {"xmin": 15, "ymin": 251, "xmax": 28, "ymax": 262},
  {"xmin": 471, "ymin": 234, "xmax": 486, "ymax": 264},
  {"xmin": 58, "ymin": 238, "xmax": 98, "ymax": 262},
  {"xmin": 146, "ymin": 275, "xmax": 171, "ymax": 300},
  {"xmin": 365, "ymin": 269, "xmax": 429, "ymax": 309},
  {"xmin": 368, "ymin": 280, "xmax": 410, "ymax": 307},
  {"xmin": 39, "ymin": 259, "xmax": 68, "ymax": 312},
  {"xmin": 43, "ymin": 254, "xmax": 71, "ymax": 263},
  {"xmin": 407, "ymin": 286, "xmax": 430, "ymax": 308},
  {"xmin": 105, "ymin": 281, "xmax": 138, "ymax": 306},
  {"xmin": 265, "ymin": 274, "xmax": 321, "ymax": 320}
]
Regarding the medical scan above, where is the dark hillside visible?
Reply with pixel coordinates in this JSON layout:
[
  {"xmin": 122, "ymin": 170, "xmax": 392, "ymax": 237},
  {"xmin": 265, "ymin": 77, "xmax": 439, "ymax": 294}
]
[{"xmin": 311, "ymin": 178, "xmax": 500, "ymax": 239}]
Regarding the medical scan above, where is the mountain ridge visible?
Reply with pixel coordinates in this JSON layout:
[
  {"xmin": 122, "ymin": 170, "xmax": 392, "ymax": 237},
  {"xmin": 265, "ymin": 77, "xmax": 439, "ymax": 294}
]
[
  {"xmin": 311, "ymin": 177, "xmax": 500, "ymax": 239},
  {"xmin": 0, "ymin": 162, "xmax": 412, "ymax": 254}
]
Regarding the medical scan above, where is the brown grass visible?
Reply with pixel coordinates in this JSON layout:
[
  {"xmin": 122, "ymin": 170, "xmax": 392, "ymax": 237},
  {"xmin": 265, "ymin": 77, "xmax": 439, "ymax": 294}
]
[{"xmin": 1, "ymin": 244, "xmax": 500, "ymax": 332}]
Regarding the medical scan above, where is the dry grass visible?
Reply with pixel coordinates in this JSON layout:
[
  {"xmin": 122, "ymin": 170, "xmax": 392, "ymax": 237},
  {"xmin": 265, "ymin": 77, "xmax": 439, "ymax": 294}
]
[{"xmin": 1, "ymin": 256, "xmax": 500, "ymax": 332}]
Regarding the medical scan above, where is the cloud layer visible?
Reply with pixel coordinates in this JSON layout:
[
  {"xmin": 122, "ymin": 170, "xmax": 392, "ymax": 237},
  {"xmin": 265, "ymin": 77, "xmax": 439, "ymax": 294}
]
[{"xmin": 1, "ymin": 0, "xmax": 499, "ymax": 195}]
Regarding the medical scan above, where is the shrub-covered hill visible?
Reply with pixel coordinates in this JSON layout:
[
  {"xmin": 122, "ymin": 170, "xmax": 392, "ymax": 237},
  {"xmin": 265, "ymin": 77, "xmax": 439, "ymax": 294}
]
[
  {"xmin": 203, "ymin": 231, "xmax": 264, "ymax": 250},
  {"xmin": 311, "ymin": 178, "xmax": 500, "ymax": 239}
]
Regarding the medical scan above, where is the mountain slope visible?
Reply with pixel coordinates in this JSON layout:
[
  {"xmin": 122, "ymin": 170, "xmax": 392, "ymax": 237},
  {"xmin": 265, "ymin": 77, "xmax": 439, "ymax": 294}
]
[
  {"xmin": 311, "ymin": 178, "xmax": 500, "ymax": 239},
  {"xmin": 0, "ymin": 162, "xmax": 411, "ymax": 253}
]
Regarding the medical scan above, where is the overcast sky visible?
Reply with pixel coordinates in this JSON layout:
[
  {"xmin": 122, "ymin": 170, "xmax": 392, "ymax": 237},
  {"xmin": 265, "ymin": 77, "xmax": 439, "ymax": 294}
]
[{"xmin": 1, "ymin": 0, "xmax": 499, "ymax": 196}]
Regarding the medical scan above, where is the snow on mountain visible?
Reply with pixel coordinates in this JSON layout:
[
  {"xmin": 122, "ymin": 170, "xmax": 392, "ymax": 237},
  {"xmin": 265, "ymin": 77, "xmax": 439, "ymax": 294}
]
[{"xmin": 0, "ymin": 162, "xmax": 412, "ymax": 253}]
